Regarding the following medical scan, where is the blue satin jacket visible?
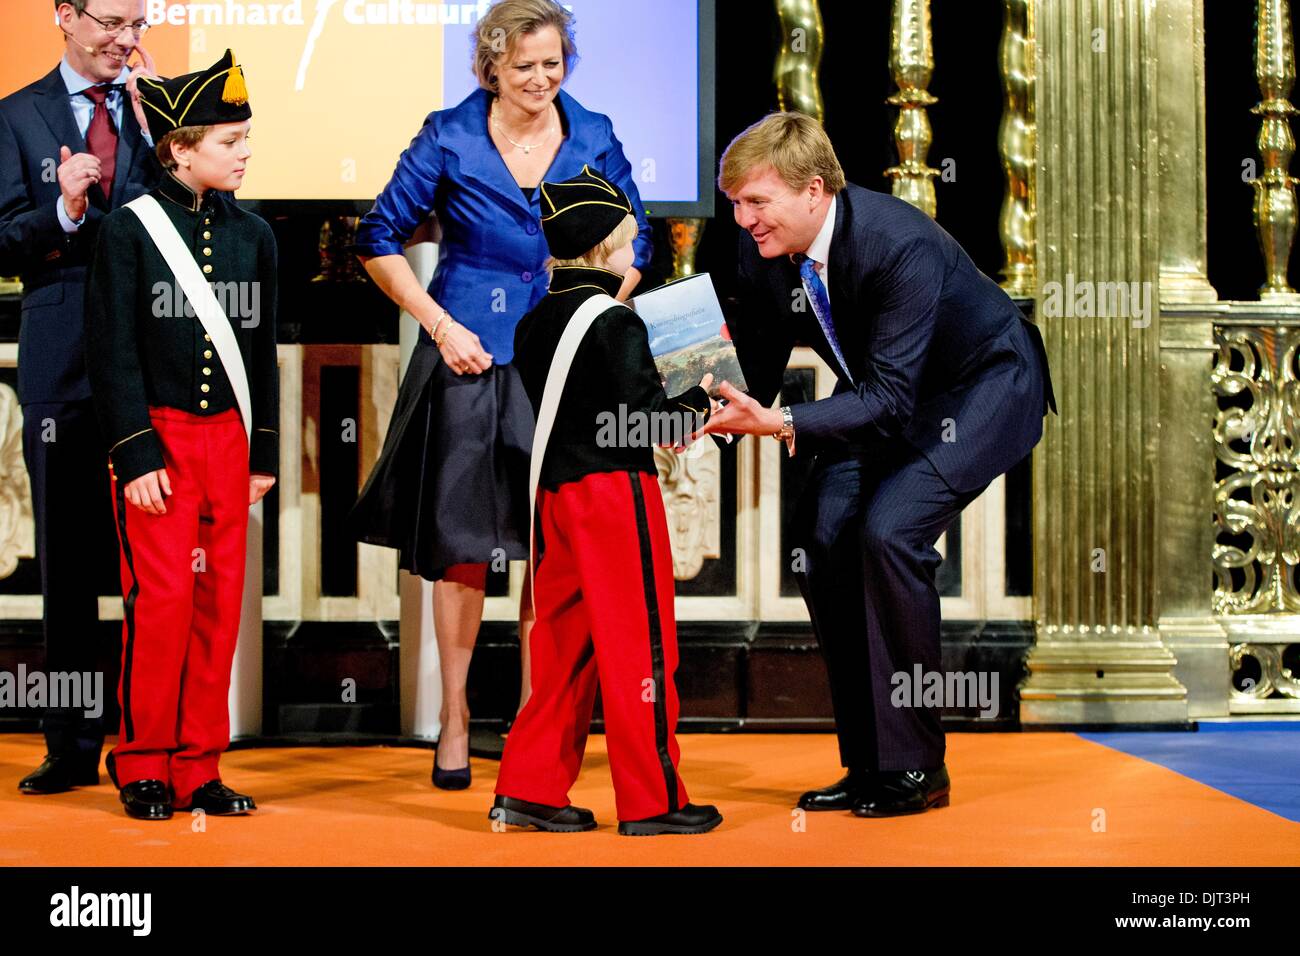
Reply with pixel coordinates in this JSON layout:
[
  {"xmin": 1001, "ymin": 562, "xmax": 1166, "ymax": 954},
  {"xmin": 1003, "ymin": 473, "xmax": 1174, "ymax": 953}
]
[{"xmin": 355, "ymin": 87, "xmax": 654, "ymax": 364}]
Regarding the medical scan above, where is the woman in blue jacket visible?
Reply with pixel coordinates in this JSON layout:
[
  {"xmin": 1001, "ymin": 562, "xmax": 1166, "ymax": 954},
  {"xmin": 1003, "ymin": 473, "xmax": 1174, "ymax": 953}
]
[{"xmin": 349, "ymin": 0, "xmax": 653, "ymax": 788}]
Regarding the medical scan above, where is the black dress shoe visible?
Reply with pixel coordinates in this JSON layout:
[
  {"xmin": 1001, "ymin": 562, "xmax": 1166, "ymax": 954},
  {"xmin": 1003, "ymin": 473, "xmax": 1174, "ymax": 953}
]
[
  {"xmin": 18, "ymin": 754, "xmax": 100, "ymax": 794},
  {"xmin": 797, "ymin": 770, "xmax": 871, "ymax": 811},
  {"xmin": 120, "ymin": 780, "xmax": 173, "ymax": 820},
  {"xmin": 618, "ymin": 803, "xmax": 723, "ymax": 836},
  {"xmin": 489, "ymin": 795, "xmax": 597, "ymax": 832},
  {"xmin": 852, "ymin": 766, "xmax": 950, "ymax": 817},
  {"xmin": 175, "ymin": 780, "xmax": 256, "ymax": 815}
]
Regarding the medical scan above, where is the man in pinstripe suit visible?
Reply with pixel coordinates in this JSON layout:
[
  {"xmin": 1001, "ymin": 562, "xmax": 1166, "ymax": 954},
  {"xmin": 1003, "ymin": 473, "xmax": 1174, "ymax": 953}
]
[
  {"xmin": 699, "ymin": 113, "xmax": 1054, "ymax": 817},
  {"xmin": 1, "ymin": 0, "xmax": 160, "ymax": 794}
]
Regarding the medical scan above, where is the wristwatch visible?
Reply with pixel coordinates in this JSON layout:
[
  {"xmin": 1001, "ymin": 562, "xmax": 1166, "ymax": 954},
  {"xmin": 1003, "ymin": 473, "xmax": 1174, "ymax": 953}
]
[{"xmin": 772, "ymin": 405, "xmax": 796, "ymax": 456}]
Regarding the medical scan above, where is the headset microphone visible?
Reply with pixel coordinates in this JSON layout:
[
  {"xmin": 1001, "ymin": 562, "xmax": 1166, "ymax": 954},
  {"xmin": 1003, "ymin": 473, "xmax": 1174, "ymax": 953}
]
[{"xmin": 58, "ymin": 24, "xmax": 96, "ymax": 55}]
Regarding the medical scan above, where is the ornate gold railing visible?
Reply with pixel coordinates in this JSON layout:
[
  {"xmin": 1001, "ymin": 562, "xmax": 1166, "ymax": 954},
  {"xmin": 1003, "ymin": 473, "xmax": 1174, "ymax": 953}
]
[{"xmin": 1206, "ymin": 2, "xmax": 1300, "ymax": 713}]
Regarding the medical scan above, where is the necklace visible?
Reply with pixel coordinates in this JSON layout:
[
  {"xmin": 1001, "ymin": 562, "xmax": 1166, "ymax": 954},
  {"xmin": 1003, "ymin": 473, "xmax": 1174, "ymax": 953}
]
[{"xmin": 491, "ymin": 101, "xmax": 555, "ymax": 155}]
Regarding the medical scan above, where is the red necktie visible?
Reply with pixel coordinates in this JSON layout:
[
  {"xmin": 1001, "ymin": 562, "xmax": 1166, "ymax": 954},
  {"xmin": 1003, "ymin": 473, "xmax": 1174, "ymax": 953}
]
[{"xmin": 82, "ymin": 85, "xmax": 119, "ymax": 203}]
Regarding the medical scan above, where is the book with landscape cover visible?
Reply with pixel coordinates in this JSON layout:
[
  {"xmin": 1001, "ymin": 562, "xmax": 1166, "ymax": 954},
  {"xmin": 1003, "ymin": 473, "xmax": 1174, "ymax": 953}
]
[{"xmin": 628, "ymin": 272, "xmax": 747, "ymax": 398}]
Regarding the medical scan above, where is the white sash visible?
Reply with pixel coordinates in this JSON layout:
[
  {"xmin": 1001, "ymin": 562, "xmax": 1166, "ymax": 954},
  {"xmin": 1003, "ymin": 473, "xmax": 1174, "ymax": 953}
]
[
  {"xmin": 528, "ymin": 292, "xmax": 619, "ymax": 601},
  {"xmin": 125, "ymin": 195, "xmax": 253, "ymax": 442}
]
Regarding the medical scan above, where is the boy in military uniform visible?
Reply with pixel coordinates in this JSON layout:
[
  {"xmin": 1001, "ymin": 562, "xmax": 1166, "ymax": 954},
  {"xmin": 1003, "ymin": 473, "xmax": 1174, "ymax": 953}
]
[
  {"xmin": 491, "ymin": 167, "xmax": 722, "ymax": 836},
  {"xmin": 85, "ymin": 50, "xmax": 278, "ymax": 820}
]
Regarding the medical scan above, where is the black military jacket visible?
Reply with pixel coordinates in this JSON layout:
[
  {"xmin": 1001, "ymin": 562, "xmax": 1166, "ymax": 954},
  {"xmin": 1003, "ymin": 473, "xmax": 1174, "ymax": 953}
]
[
  {"xmin": 85, "ymin": 172, "xmax": 279, "ymax": 485},
  {"xmin": 513, "ymin": 266, "xmax": 711, "ymax": 491}
]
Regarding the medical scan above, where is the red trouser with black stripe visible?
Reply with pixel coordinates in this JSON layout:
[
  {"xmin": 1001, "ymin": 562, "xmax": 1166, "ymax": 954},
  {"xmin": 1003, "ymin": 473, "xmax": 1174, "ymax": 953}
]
[
  {"xmin": 496, "ymin": 469, "xmax": 690, "ymax": 822},
  {"xmin": 109, "ymin": 407, "xmax": 250, "ymax": 806}
]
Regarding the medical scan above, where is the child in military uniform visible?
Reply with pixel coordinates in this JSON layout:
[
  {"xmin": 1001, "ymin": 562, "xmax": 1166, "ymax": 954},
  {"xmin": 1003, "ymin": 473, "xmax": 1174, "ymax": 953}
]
[
  {"xmin": 85, "ymin": 50, "xmax": 278, "ymax": 821},
  {"xmin": 491, "ymin": 166, "xmax": 722, "ymax": 836}
]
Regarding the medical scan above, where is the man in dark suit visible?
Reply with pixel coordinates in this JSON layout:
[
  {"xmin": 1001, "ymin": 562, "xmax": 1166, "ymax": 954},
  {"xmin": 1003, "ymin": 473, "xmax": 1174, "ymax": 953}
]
[
  {"xmin": 0, "ymin": 0, "xmax": 159, "ymax": 793},
  {"xmin": 699, "ymin": 112, "xmax": 1054, "ymax": 817}
]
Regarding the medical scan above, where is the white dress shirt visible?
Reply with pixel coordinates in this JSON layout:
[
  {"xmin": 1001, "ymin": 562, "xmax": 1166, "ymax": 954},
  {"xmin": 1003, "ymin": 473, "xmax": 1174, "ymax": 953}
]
[
  {"xmin": 802, "ymin": 193, "xmax": 837, "ymax": 297},
  {"xmin": 779, "ymin": 194, "xmax": 840, "ymax": 457}
]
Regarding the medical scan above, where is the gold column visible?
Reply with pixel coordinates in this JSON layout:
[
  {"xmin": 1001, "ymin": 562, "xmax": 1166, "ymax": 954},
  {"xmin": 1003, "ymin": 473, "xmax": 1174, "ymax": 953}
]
[
  {"xmin": 885, "ymin": 0, "xmax": 939, "ymax": 218},
  {"xmin": 1252, "ymin": 0, "xmax": 1300, "ymax": 301},
  {"xmin": 682, "ymin": 1, "xmax": 824, "ymax": 287},
  {"xmin": 1156, "ymin": 0, "xmax": 1217, "ymax": 304},
  {"xmin": 1020, "ymin": 0, "xmax": 1187, "ymax": 723},
  {"xmin": 665, "ymin": 216, "xmax": 706, "ymax": 283},
  {"xmin": 668, "ymin": 219, "xmax": 706, "ymax": 281},
  {"xmin": 999, "ymin": 0, "xmax": 1036, "ymax": 297},
  {"xmin": 774, "ymin": 0, "xmax": 825, "ymax": 120},
  {"xmin": 766, "ymin": 0, "xmax": 823, "ymax": 288},
  {"xmin": 1151, "ymin": 2, "xmax": 1228, "ymax": 717}
]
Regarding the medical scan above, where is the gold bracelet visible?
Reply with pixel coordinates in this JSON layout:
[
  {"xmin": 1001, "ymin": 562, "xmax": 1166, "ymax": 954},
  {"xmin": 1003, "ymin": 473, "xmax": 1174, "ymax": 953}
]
[
  {"xmin": 430, "ymin": 310, "xmax": 450, "ymax": 345},
  {"xmin": 434, "ymin": 316, "xmax": 454, "ymax": 347}
]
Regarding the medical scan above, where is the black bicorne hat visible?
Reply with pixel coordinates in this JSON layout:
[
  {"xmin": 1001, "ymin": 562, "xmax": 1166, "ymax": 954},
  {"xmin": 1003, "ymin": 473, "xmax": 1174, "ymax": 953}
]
[
  {"xmin": 137, "ymin": 49, "xmax": 251, "ymax": 143},
  {"xmin": 539, "ymin": 164, "xmax": 634, "ymax": 259}
]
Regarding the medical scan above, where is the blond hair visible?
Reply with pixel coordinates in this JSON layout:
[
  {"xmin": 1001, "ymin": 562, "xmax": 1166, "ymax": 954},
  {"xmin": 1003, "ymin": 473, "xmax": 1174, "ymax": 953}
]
[
  {"xmin": 545, "ymin": 214, "xmax": 637, "ymax": 275},
  {"xmin": 473, "ymin": 0, "xmax": 578, "ymax": 92},
  {"xmin": 155, "ymin": 126, "xmax": 212, "ymax": 171},
  {"xmin": 718, "ymin": 111, "xmax": 846, "ymax": 196}
]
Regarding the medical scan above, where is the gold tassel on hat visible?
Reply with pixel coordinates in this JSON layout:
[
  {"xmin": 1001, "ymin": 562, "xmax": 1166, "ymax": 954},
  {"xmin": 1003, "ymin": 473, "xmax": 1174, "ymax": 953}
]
[{"xmin": 222, "ymin": 58, "xmax": 248, "ymax": 105}]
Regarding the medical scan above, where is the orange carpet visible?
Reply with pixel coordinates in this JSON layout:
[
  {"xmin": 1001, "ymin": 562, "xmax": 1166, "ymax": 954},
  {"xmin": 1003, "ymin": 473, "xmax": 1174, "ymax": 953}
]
[{"xmin": 1, "ymin": 732, "xmax": 1294, "ymax": 866}]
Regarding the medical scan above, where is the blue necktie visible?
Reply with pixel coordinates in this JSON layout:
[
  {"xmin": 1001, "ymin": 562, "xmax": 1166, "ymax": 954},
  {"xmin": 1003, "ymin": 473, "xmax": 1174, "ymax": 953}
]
[{"xmin": 796, "ymin": 254, "xmax": 854, "ymax": 385}]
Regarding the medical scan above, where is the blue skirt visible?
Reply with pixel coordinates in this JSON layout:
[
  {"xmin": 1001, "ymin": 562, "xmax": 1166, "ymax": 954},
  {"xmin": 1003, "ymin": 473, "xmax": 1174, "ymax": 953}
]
[{"xmin": 348, "ymin": 343, "xmax": 534, "ymax": 581}]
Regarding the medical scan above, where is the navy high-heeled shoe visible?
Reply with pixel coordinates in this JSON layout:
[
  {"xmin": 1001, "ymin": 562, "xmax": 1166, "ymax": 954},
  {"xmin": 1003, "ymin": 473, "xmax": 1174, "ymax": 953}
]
[{"xmin": 431, "ymin": 741, "xmax": 471, "ymax": 790}]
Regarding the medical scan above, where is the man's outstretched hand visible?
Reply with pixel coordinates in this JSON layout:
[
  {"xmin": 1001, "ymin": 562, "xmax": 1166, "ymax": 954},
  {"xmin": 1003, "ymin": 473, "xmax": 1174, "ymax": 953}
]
[{"xmin": 689, "ymin": 380, "xmax": 783, "ymax": 442}]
